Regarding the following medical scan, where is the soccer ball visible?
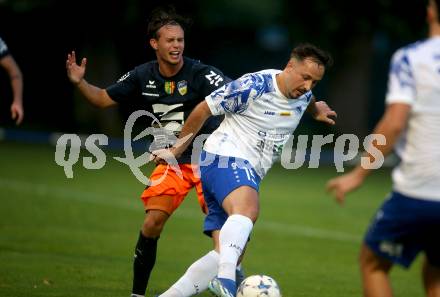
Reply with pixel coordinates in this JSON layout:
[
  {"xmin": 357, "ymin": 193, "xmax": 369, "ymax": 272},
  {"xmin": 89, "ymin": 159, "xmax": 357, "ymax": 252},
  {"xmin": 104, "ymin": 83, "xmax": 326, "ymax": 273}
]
[{"xmin": 236, "ymin": 275, "xmax": 281, "ymax": 297}]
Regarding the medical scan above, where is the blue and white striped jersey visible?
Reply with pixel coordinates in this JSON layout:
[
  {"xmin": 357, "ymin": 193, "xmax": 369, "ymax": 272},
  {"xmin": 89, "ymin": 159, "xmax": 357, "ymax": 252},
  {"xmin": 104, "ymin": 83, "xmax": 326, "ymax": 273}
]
[
  {"xmin": 204, "ymin": 69, "xmax": 313, "ymax": 178},
  {"xmin": 386, "ymin": 36, "xmax": 440, "ymax": 201}
]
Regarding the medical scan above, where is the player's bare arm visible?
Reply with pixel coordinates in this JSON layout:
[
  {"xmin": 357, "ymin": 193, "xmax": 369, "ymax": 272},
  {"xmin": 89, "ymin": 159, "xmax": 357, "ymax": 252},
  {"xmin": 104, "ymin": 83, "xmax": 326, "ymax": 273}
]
[
  {"xmin": 66, "ymin": 50, "xmax": 116, "ymax": 108},
  {"xmin": 326, "ymin": 103, "xmax": 411, "ymax": 204},
  {"xmin": 1, "ymin": 55, "xmax": 23, "ymax": 124}
]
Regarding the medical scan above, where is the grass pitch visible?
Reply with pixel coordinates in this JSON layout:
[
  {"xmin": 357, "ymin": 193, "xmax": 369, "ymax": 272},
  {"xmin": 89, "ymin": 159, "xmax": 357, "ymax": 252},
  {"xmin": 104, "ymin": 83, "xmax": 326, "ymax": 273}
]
[{"xmin": 0, "ymin": 141, "xmax": 423, "ymax": 297}]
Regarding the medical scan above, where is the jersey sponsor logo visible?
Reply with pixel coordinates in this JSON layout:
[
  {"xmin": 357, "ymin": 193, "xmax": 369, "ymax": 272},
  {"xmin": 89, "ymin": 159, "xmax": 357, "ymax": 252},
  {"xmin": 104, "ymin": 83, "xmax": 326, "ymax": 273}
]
[
  {"xmin": 117, "ymin": 72, "xmax": 130, "ymax": 82},
  {"xmin": 264, "ymin": 111, "xmax": 291, "ymax": 116},
  {"xmin": 152, "ymin": 103, "xmax": 184, "ymax": 133},
  {"xmin": 273, "ymin": 144, "xmax": 284, "ymax": 156},
  {"xmin": 152, "ymin": 103, "xmax": 184, "ymax": 120},
  {"xmin": 177, "ymin": 80, "xmax": 187, "ymax": 95},
  {"xmin": 205, "ymin": 70, "xmax": 224, "ymax": 87},
  {"xmin": 142, "ymin": 92, "xmax": 159, "ymax": 97},
  {"xmin": 146, "ymin": 80, "xmax": 156, "ymax": 89},
  {"xmin": 258, "ymin": 130, "xmax": 267, "ymax": 137},
  {"xmin": 164, "ymin": 81, "xmax": 175, "ymax": 94}
]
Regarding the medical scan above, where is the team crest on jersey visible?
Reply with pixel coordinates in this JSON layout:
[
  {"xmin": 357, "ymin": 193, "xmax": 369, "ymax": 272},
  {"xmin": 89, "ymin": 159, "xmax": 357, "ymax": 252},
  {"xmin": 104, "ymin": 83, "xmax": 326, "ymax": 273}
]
[
  {"xmin": 164, "ymin": 81, "xmax": 175, "ymax": 94},
  {"xmin": 177, "ymin": 80, "xmax": 187, "ymax": 95}
]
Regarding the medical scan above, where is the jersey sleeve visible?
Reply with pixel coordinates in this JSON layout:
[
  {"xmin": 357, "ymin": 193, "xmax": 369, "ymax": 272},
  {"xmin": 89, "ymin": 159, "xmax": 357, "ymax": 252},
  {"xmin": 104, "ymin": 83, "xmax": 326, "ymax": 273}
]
[
  {"xmin": 105, "ymin": 68, "xmax": 140, "ymax": 103},
  {"xmin": 205, "ymin": 72, "xmax": 272, "ymax": 115},
  {"xmin": 385, "ymin": 48, "xmax": 416, "ymax": 106},
  {"xmin": 0, "ymin": 37, "xmax": 10, "ymax": 59},
  {"xmin": 194, "ymin": 65, "xmax": 231, "ymax": 98}
]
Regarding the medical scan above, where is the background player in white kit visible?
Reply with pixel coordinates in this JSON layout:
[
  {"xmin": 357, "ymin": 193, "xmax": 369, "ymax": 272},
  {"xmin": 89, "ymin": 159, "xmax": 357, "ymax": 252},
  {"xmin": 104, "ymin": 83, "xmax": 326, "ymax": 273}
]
[
  {"xmin": 154, "ymin": 43, "xmax": 335, "ymax": 297},
  {"xmin": 327, "ymin": 1, "xmax": 440, "ymax": 296}
]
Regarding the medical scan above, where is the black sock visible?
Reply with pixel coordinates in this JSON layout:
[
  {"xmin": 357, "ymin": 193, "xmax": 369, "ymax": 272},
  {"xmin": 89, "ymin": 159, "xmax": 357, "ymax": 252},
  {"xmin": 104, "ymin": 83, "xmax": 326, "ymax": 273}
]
[{"xmin": 132, "ymin": 232, "xmax": 159, "ymax": 295}]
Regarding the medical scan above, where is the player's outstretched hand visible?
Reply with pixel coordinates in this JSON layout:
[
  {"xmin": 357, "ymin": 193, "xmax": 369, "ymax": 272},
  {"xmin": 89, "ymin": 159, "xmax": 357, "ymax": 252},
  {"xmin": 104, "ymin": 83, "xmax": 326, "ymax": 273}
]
[
  {"xmin": 66, "ymin": 51, "xmax": 87, "ymax": 85},
  {"xmin": 10, "ymin": 101, "xmax": 23, "ymax": 125},
  {"xmin": 326, "ymin": 170, "xmax": 365, "ymax": 205},
  {"xmin": 150, "ymin": 134, "xmax": 193, "ymax": 165},
  {"xmin": 314, "ymin": 101, "xmax": 337, "ymax": 125}
]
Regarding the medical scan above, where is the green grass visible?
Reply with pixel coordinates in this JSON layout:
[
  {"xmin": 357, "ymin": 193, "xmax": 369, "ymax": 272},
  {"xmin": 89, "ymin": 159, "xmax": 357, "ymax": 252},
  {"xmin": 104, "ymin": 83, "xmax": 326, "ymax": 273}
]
[{"xmin": 0, "ymin": 141, "xmax": 423, "ymax": 297}]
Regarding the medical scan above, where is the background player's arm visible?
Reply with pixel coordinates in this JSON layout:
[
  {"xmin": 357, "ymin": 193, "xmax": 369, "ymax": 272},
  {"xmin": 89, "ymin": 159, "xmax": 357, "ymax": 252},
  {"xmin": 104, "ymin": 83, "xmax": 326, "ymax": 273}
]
[
  {"xmin": 66, "ymin": 51, "xmax": 116, "ymax": 108},
  {"xmin": 307, "ymin": 96, "xmax": 337, "ymax": 125},
  {"xmin": 0, "ymin": 54, "xmax": 23, "ymax": 124},
  {"xmin": 326, "ymin": 103, "xmax": 411, "ymax": 204},
  {"xmin": 173, "ymin": 100, "xmax": 212, "ymax": 157}
]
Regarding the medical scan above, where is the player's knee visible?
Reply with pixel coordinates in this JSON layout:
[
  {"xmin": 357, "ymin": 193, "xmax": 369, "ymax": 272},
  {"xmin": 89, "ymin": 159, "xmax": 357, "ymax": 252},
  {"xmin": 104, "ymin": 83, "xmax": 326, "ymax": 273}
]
[
  {"xmin": 247, "ymin": 210, "xmax": 259, "ymax": 223},
  {"xmin": 245, "ymin": 204, "xmax": 259, "ymax": 223},
  {"xmin": 142, "ymin": 210, "xmax": 169, "ymax": 236},
  {"xmin": 359, "ymin": 244, "xmax": 392, "ymax": 273},
  {"xmin": 359, "ymin": 244, "xmax": 375, "ymax": 270},
  {"xmin": 231, "ymin": 204, "xmax": 259, "ymax": 223}
]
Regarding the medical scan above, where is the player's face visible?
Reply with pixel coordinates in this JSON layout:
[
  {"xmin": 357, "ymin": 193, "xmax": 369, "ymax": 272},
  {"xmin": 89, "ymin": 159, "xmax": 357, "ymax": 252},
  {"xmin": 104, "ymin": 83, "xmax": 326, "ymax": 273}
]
[
  {"xmin": 283, "ymin": 58, "xmax": 325, "ymax": 98},
  {"xmin": 150, "ymin": 24, "xmax": 185, "ymax": 66}
]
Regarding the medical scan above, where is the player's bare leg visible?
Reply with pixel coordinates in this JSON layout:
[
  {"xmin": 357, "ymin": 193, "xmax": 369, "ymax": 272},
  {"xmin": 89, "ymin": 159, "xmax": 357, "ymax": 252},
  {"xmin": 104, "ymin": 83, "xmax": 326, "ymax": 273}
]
[
  {"xmin": 142, "ymin": 208, "xmax": 170, "ymax": 237},
  {"xmin": 422, "ymin": 257, "xmax": 440, "ymax": 297},
  {"xmin": 359, "ymin": 244, "xmax": 393, "ymax": 297}
]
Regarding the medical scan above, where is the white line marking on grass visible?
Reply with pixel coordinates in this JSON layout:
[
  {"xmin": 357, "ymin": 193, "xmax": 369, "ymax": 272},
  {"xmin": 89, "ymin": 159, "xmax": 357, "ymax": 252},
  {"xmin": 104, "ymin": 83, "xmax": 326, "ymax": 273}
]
[{"xmin": 0, "ymin": 177, "xmax": 361, "ymax": 244}]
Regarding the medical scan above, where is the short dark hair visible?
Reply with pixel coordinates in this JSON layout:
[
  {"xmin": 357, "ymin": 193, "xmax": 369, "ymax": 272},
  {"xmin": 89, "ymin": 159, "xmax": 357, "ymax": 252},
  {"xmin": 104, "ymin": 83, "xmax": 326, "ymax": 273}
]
[
  {"xmin": 147, "ymin": 5, "xmax": 192, "ymax": 39},
  {"xmin": 290, "ymin": 43, "xmax": 333, "ymax": 68}
]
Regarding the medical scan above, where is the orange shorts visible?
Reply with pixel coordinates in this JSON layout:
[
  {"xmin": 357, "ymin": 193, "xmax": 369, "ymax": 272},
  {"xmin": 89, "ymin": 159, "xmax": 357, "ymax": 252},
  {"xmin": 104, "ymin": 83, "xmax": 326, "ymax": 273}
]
[{"xmin": 141, "ymin": 164, "xmax": 207, "ymax": 215}]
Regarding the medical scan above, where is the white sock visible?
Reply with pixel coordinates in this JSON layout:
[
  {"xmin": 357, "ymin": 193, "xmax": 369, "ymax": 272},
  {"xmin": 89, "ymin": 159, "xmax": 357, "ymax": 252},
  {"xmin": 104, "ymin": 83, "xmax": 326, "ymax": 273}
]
[
  {"xmin": 218, "ymin": 214, "xmax": 253, "ymax": 281},
  {"xmin": 160, "ymin": 250, "xmax": 219, "ymax": 297}
]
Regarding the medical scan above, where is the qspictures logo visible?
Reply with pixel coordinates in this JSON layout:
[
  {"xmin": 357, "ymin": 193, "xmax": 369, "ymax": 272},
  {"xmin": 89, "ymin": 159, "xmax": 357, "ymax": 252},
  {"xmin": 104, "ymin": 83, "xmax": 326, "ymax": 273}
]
[{"xmin": 54, "ymin": 110, "xmax": 386, "ymax": 185}]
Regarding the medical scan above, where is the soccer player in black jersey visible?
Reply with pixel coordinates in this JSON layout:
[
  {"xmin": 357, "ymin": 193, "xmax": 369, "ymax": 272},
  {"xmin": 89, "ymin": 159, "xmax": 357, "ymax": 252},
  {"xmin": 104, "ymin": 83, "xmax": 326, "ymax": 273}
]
[{"xmin": 66, "ymin": 6, "xmax": 238, "ymax": 297}]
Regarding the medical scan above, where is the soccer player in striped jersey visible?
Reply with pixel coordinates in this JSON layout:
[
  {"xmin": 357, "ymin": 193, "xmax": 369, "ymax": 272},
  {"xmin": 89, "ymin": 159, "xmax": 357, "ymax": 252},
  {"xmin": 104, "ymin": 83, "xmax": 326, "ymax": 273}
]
[
  {"xmin": 327, "ymin": 1, "xmax": 440, "ymax": 296},
  {"xmin": 154, "ymin": 43, "xmax": 335, "ymax": 297}
]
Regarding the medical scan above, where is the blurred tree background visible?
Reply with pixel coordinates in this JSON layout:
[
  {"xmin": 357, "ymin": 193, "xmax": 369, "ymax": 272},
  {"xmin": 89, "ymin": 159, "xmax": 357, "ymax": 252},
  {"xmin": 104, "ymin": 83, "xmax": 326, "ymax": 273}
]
[{"xmin": 0, "ymin": 0, "xmax": 427, "ymax": 138}]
